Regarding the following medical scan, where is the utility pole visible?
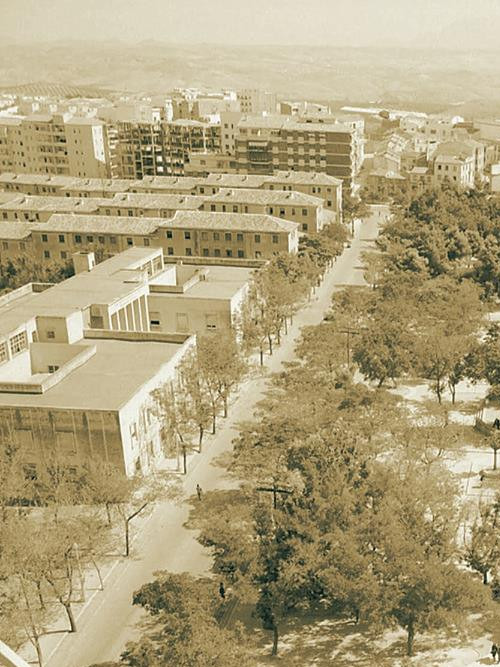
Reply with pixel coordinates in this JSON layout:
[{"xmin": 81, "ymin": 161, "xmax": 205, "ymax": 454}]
[
  {"xmin": 256, "ymin": 484, "xmax": 293, "ymax": 509},
  {"xmin": 339, "ymin": 328, "xmax": 361, "ymax": 369}
]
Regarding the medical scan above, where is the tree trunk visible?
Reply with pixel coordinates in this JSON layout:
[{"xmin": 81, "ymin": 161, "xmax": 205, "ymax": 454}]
[
  {"xmin": 125, "ymin": 518, "xmax": 130, "ymax": 557},
  {"xmin": 259, "ymin": 347, "xmax": 264, "ymax": 366},
  {"xmin": 73, "ymin": 544, "xmax": 86, "ymax": 602},
  {"xmin": 32, "ymin": 634, "xmax": 43, "ymax": 667},
  {"xmin": 484, "ymin": 569, "xmax": 489, "ymax": 585},
  {"xmin": 354, "ymin": 608, "xmax": 360, "ymax": 624},
  {"xmin": 198, "ymin": 425, "xmax": 204, "ymax": 452},
  {"xmin": 494, "ymin": 447, "xmax": 498, "ymax": 471},
  {"xmin": 105, "ymin": 502, "xmax": 112, "ymax": 526},
  {"xmin": 276, "ymin": 327, "xmax": 281, "ymax": 346},
  {"xmin": 406, "ymin": 621, "xmax": 415, "ymax": 657},
  {"xmin": 268, "ymin": 335, "xmax": 273, "ymax": 355},
  {"xmin": 63, "ymin": 602, "xmax": 77, "ymax": 633},
  {"xmin": 284, "ymin": 318, "xmax": 288, "ymax": 335},
  {"xmin": 91, "ymin": 556, "xmax": 104, "ymax": 591},
  {"xmin": 212, "ymin": 412, "xmax": 216, "ymax": 434},
  {"xmin": 36, "ymin": 581, "xmax": 46, "ymax": 610},
  {"xmin": 436, "ymin": 377, "xmax": 442, "ymax": 404},
  {"xmin": 271, "ymin": 624, "xmax": 279, "ymax": 656},
  {"xmin": 182, "ymin": 446, "xmax": 187, "ymax": 474},
  {"xmin": 451, "ymin": 383, "xmax": 456, "ymax": 404},
  {"xmin": 223, "ymin": 395, "xmax": 228, "ymax": 418}
]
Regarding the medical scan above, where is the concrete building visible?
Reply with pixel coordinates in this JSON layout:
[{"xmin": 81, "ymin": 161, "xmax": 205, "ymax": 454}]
[
  {"xmin": 0, "ymin": 172, "xmax": 130, "ymax": 198},
  {"xmin": 220, "ymin": 111, "xmax": 244, "ymax": 156},
  {"xmin": 0, "ymin": 247, "xmax": 195, "ymax": 477},
  {"xmin": 162, "ymin": 120, "xmax": 221, "ymax": 176},
  {"xmin": 491, "ymin": 164, "xmax": 500, "ymax": 193},
  {"xmin": 0, "ymin": 114, "xmax": 112, "ymax": 178},
  {"xmin": 201, "ymin": 188, "xmax": 329, "ymax": 233},
  {"xmin": 158, "ymin": 211, "xmax": 299, "ymax": 259},
  {"xmin": 236, "ymin": 89, "xmax": 277, "ymax": 115},
  {"xmin": 0, "ymin": 195, "xmax": 99, "ymax": 222},
  {"xmin": 431, "ymin": 141, "xmax": 475, "ymax": 188},
  {"xmin": 183, "ymin": 152, "xmax": 237, "ymax": 177},
  {"xmin": 235, "ymin": 115, "xmax": 362, "ymax": 188}
]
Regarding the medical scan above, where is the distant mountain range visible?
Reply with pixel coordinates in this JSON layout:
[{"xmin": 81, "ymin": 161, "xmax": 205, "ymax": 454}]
[{"xmin": 1, "ymin": 42, "xmax": 499, "ymax": 117}]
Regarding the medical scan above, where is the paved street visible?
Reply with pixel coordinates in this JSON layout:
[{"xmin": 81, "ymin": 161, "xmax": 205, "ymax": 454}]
[{"xmin": 41, "ymin": 208, "xmax": 383, "ymax": 667}]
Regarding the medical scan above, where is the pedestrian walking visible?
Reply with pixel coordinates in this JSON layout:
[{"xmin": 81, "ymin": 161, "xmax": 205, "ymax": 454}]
[
  {"xmin": 196, "ymin": 483, "xmax": 202, "ymax": 501},
  {"xmin": 491, "ymin": 643, "xmax": 498, "ymax": 662},
  {"xmin": 219, "ymin": 581, "xmax": 226, "ymax": 600}
]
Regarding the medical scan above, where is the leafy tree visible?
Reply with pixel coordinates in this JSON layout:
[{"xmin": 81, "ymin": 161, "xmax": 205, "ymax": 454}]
[
  {"xmin": 118, "ymin": 572, "xmax": 251, "ymax": 667},
  {"xmin": 0, "ymin": 255, "xmax": 74, "ymax": 294},
  {"xmin": 465, "ymin": 497, "xmax": 500, "ymax": 585}
]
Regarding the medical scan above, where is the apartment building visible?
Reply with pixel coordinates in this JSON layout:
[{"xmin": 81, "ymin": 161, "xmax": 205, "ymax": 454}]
[
  {"xmin": 201, "ymin": 188, "xmax": 328, "ymax": 233},
  {"xmin": 0, "ymin": 195, "xmax": 99, "ymax": 222},
  {"xmin": 0, "ymin": 114, "xmax": 112, "ymax": 178},
  {"xmin": 0, "ymin": 223, "xmax": 32, "ymax": 263},
  {"xmin": 95, "ymin": 192, "xmax": 205, "ymax": 217},
  {"xmin": 111, "ymin": 121, "xmax": 165, "ymax": 179},
  {"xmin": 236, "ymin": 89, "xmax": 277, "ymax": 115},
  {"xmin": 0, "ymin": 172, "xmax": 131, "ymax": 198},
  {"xmin": 235, "ymin": 115, "xmax": 361, "ymax": 188},
  {"xmin": 0, "ymin": 247, "xmax": 195, "ymax": 477},
  {"xmin": 159, "ymin": 211, "xmax": 298, "ymax": 259},
  {"xmin": 432, "ymin": 141, "xmax": 475, "ymax": 188},
  {"xmin": 0, "ymin": 169, "xmax": 343, "ymax": 219},
  {"xmin": 184, "ymin": 152, "xmax": 237, "ymax": 177}
]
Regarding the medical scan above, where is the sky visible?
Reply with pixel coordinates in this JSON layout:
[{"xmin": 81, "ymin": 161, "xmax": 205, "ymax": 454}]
[{"xmin": 1, "ymin": 0, "xmax": 499, "ymax": 49}]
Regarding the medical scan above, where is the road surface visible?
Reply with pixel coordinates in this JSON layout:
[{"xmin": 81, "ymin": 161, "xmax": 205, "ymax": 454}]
[{"xmin": 41, "ymin": 208, "xmax": 383, "ymax": 667}]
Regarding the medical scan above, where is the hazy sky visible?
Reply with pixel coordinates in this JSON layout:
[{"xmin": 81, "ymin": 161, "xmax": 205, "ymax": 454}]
[{"xmin": 2, "ymin": 0, "xmax": 499, "ymax": 48}]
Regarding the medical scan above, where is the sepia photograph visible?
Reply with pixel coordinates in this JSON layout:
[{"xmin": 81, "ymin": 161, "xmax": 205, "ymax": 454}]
[{"xmin": 0, "ymin": 1, "xmax": 500, "ymax": 665}]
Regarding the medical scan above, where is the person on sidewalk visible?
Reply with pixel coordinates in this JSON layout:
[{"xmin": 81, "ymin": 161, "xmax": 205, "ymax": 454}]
[
  {"xmin": 196, "ymin": 484, "xmax": 202, "ymax": 501},
  {"xmin": 219, "ymin": 581, "xmax": 226, "ymax": 601},
  {"xmin": 491, "ymin": 643, "xmax": 498, "ymax": 662}
]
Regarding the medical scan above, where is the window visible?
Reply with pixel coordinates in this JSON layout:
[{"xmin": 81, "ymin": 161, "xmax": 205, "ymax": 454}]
[
  {"xmin": 150, "ymin": 312, "xmax": 161, "ymax": 328},
  {"xmin": 201, "ymin": 231, "xmax": 208, "ymax": 240},
  {"xmin": 9, "ymin": 330, "xmax": 27, "ymax": 356},
  {"xmin": 226, "ymin": 249, "xmax": 233, "ymax": 257},
  {"xmin": 166, "ymin": 229, "xmax": 173, "ymax": 238},
  {"xmin": 58, "ymin": 234, "xmax": 65, "ymax": 243},
  {"xmin": 213, "ymin": 232, "xmax": 220, "ymax": 241},
  {"xmin": 233, "ymin": 205, "xmax": 238, "ymax": 213},
  {"xmin": 167, "ymin": 246, "xmax": 174, "ymax": 255},
  {"xmin": 144, "ymin": 238, "xmax": 150, "ymax": 246},
  {"xmin": 254, "ymin": 234, "xmax": 261, "ymax": 243},
  {"xmin": 44, "ymin": 250, "xmax": 51, "ymax": 259},
  {"xmin": 202, "ymin": 248, "xmax": 209, "ymax": 256},
  {"xmin": 302, "ymin": 209, "xmax": 307, "ymax": 216},
  {"xmin": 269, "ymin": 207, "xmax": 274, "ymax": 214},
  {"xmin": 184, "ymin": 231, "xmax": 191, "ymax": 240},
  {"xmin": 98, "ymin": 236, "xmax": 105, "ymax": 244},
  {"xmin": 244, "ymin": 205, "xmax": 248, "ymax": 213},
  {"xmin": 127, "ymin": 238, "xmax": 133, "ymax": 246},
  {"xmin": 75, "ymin": 234, "xmax": 82, "ymax": 243},
  {"xmin": 225, "ymin": 232, "xmax": 232, "ymax": 241},
  {"xmin": 0, "ymin": 341, "xmax": 8, "ymax": 363},
  {"xmin": 86, "ymin": 235, "xmax": 93, "ymax": 243},
  {"xmin": 2, "ymin": 241, "xmax": 7, "ymax": 250},
  {"xmin": 302, "ymin": 223, "xmax": 308, "ymax": 232},
  {"xmin": 255, "ymin": 250, "xmax": 262, "ymax": 258},
  {"xmin": 105, "ymin": 209, "xmax": 111, "ymax": 215},
  {"xmin": 60, "ymin": 251, "xmax": 67, "ymax": 259},
  {"xmin": 327, "ymin": 200, "xmax": 332, "ymax": 207},
  {"xmin": 237, "ymin": 249, "xmax": 245, "ymax": 258},
  {"xmin": 41, "ymin": 233, "xmax": 48, "ymax": 243},
  {"xmin": 128, "ymin": 210, "xmax": 133, "ymax": 217},
  {"xmin": 272, "ymin": 235, "xmax": 279, "ymax": 244},
  {"xmin": 48, "ymin": 364, "xmax": 59, "ymax": 373},
  {"xmin": 110, "ymin": 236, "xmax": 117, "ymax": 244},
  {"xmin": 236, "ymin": 233, "xmax": 243, "ymax": 242},
  {"xmin": 2, "ymin": 212, "xmax": 7, "ymax": 219},
  {"xmin": 185, "ymin": 248, "xmax": 192, "ymax": 256},
  {"xmin": 214, "ymin": 248, "xmax": 221, "ymax": 257},
  {"xmin": 205, "ymin": 314, "xmax": 217, "ymax": 330},
  {"xmin": 279, "ymin": 208, "xmax": 285, "ymax": 216},
  {"xmin": 210, "ymin": 204, "xmax": 216, "ymax": 211}
]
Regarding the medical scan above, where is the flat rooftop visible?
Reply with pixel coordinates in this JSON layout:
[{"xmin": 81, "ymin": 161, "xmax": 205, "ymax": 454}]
[{"xmin": 0, "ymin": 337, "xmax": 183, "ymax": 411}]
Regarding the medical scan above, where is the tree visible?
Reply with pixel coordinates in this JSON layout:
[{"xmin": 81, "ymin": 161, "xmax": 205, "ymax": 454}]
[
  {"xmin": 197, "ymin": 330, "xmax": 247, "ymax": 418},
  {"xmin": 118, "ymin": 572, "xmax": 251, "ymax": 667},
  {"xmin": 0, "ymin": 255, "xmax": 74, "ymax": 295},
  {"xmin": 465, "ymin": 497, "xmax": 500, "ymax": 585},
  {"xmin": 177, "ymin": 349, "xmax": 213, "ymax": 450}
]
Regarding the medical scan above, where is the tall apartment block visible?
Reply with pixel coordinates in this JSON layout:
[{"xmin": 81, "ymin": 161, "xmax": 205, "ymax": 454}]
[
  {"xmin": 0, "ymin": 114, "xmax": 110, "ymax": 178},
  {"xmin": 235, "ymin": 116, "xmax": 363, "ymax": 188}
]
